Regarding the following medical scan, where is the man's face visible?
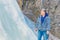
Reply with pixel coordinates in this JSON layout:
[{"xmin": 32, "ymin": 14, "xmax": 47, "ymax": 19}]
[{"xmin": 40, "ymin": 10, "xmax": 45, "ymax": 16}]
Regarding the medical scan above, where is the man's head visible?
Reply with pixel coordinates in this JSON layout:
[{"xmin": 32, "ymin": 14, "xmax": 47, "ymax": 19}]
[{"xmin": 40, "ymin": 8, "xmax": 46, "ymax": 16}]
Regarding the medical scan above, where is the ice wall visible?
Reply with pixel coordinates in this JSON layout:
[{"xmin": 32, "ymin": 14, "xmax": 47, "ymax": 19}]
[{"xmin": 0, "ymin": 0, "xmax": 37, "ymax": 40}]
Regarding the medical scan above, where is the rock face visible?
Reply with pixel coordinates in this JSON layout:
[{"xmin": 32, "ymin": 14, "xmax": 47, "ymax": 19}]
[
  {"xmin": 49, "ymin": 0, "xmax": 60, "ymax": 38},
  {"xmin": 17, "ymin": 0, "xmax": 23, "ymax": 9},
  {"xmin": 17, "ymin": 0, "xmax": 60, "ymax": 39}
]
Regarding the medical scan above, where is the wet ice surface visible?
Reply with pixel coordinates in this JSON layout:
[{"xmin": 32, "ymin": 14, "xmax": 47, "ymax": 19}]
[{"xmin": 0, "ymin": 0, "xmax": 37, "ymax": 40}]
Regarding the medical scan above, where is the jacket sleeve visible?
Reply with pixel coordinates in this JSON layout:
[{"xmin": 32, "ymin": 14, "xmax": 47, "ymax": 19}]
[
  {"xmin": 46, "ymin": 17, "xmax": 51, "ymax": 31},
  {"xmin": 35, "ymin": 17, "xmax": 39, "ymax": 28}
]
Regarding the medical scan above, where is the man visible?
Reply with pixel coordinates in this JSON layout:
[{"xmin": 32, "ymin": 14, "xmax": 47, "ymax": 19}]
[{"xmin": 35, "ymin": 9, "xmax": 51, "ymax": 40}]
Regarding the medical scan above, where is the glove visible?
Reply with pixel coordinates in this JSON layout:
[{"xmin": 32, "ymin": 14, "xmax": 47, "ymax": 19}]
[{"xmin": 47, "ymin": 31, "xmax": 49, "ymax": 34}]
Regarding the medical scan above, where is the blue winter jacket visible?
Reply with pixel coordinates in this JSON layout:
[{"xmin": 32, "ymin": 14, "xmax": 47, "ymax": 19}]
[{"xmin": 36, "ymin": 15, "xmax": 51, "ymax": 31}]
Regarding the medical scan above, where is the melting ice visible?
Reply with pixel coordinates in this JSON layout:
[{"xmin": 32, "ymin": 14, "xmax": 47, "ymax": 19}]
[{"xmin": 0, "ymin": 0, "xmax": 37, "ymax": 40}]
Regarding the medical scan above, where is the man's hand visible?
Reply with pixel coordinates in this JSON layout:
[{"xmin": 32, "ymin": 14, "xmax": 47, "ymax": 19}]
[
  {"xmin": 47, "ymin": 31, "xmax": 49, "ymax": 34},
  {"xmin": 34, "ymin": 28, "xmax": 38, "ymax": 32}
]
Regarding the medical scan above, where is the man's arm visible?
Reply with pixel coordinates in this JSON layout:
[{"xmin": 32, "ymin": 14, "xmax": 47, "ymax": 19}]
[
  {"xmin": 47, "ymin": 16, "xmax": 51, "ymax": 31},
  {"xmin": 35, "ymin": 17, "xmax": 39, "ymax": 31},
  {"xmin": 46, "ymin": 16, "xmax": 51, "ymax": 34}
]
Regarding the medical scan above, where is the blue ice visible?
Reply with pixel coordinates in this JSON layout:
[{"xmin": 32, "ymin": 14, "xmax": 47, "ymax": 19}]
[{"xmin": 0, "ymin": 0, "xmax": 37, "ymax": 40}]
